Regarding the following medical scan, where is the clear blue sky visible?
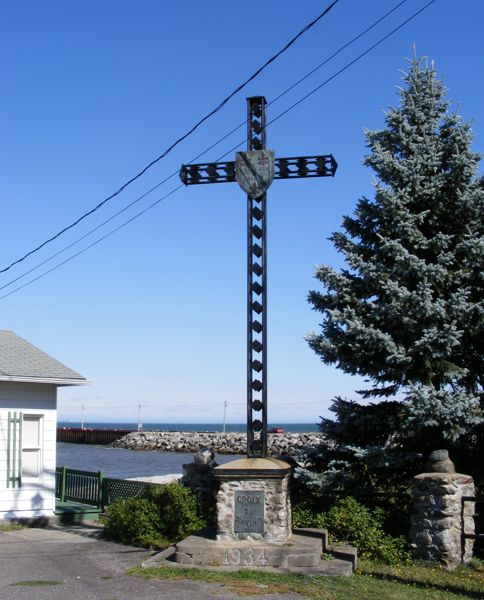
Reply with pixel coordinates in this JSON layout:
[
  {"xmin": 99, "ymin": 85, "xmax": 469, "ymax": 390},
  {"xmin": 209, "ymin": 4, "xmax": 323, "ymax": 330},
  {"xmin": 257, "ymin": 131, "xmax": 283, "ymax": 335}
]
[{"xmin": 1, "ymin": 0, "xmax": 482, "ymax": 425}]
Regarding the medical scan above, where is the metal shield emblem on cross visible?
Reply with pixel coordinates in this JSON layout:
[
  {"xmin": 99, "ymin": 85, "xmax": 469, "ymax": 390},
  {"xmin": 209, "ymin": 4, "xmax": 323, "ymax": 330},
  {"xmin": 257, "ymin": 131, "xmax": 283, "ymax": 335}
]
[{"xmin": 235, "ymin": 150, "xmax": 275, "ymax": 198}]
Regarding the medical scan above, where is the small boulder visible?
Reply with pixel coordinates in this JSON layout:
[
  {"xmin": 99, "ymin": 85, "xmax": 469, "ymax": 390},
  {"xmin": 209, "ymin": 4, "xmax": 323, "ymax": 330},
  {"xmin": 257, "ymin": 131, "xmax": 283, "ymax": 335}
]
[{"xmin": 424, "ymin": 450, "xmax": 456, "ymax": 474}]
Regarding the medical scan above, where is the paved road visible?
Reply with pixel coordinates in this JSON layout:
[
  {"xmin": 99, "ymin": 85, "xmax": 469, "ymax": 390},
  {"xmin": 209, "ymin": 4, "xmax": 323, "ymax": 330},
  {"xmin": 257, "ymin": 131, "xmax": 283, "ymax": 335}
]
[{"xmin": 0, "ymin": 525, "xmax": 308, "ymax": 600}]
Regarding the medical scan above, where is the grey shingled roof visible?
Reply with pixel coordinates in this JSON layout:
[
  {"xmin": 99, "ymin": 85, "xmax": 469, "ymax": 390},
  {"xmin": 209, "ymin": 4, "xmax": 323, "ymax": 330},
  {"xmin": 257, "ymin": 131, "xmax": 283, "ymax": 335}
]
[{"xmin": 0, "ymin": 330, "xmax": 86, "ymax": 384}]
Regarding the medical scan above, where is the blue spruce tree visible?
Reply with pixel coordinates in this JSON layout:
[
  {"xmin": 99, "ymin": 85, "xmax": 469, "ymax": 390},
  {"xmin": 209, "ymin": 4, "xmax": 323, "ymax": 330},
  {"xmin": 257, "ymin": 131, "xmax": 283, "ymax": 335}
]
[{"xmin": 301, "ymin": 55, "xmax": 483, "ymax": 499}]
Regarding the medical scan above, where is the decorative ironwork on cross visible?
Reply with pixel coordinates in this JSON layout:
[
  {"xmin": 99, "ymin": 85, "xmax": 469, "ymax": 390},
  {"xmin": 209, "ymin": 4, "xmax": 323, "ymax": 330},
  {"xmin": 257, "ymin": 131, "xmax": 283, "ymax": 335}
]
[{"xmin": 180, "ymin": 96, "xmax": 337, "ymax": 457}]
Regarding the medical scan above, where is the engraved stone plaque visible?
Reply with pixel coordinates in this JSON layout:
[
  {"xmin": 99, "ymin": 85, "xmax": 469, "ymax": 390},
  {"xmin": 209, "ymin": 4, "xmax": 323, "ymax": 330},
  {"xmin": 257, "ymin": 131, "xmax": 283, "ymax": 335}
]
[{"xmin": 234, "ymin": 490, "xmax": 264, "ymax": 534}]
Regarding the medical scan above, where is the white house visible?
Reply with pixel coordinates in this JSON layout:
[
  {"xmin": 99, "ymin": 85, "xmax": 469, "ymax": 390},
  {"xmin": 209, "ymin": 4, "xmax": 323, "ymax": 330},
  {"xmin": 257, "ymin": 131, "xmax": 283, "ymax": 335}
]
[{"xmin": 0, "ymin": 331, "xmax": 87, "ymax": 521}]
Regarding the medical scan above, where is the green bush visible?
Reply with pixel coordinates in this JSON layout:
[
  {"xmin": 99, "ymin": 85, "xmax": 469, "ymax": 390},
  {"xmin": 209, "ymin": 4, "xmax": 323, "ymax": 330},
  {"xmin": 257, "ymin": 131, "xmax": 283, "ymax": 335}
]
[
  {"xmin": 101, "ymin": 497, "xmax": 165, "ymax": 548},
  {"xmin": 102, "ymin": 482, "xmax": 207, "ymax": 548},
  {"xmin": 145, "ymin": 482, "xmax": 206, "ymax": 540},
  {"xmin": 292, "ymin": 505, "xmax": 325, "ymax": 529},
  {"xmin": 294, "ymin": 497, "xmax": 411, "ymax": 565}
]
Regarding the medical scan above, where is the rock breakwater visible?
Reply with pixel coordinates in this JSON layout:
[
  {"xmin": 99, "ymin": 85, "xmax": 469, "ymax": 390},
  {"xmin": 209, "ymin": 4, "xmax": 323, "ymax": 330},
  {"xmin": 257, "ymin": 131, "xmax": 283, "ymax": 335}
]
[{"xmin": 112, "ymin": 430, "xmax": 323, "ymax": 457}]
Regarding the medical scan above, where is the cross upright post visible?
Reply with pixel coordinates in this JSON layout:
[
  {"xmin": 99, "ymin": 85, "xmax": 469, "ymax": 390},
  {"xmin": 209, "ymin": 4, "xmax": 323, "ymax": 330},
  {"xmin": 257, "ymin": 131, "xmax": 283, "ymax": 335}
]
[
  {"xmin": 246, "ymin": 96, "xmax": 268, "ymax": 457},
  {"xmin": 180, "ymin": 96, "xmax": 337, "ymax": 458}
]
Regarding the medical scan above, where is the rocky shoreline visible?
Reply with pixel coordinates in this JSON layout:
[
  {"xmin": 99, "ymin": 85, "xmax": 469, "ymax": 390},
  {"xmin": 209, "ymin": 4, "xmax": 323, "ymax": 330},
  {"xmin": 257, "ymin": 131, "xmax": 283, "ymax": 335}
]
[{"xmin": 112, "ymin": 430, "xmax": 323, "ymax": 457}]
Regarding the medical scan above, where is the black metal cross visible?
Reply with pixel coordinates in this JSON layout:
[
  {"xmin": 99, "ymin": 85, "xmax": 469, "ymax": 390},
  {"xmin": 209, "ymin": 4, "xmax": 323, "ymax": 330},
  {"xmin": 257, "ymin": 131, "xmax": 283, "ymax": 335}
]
[{"xmin": 180, "ymin": 96, "xmax": 337, "ymax": 457}]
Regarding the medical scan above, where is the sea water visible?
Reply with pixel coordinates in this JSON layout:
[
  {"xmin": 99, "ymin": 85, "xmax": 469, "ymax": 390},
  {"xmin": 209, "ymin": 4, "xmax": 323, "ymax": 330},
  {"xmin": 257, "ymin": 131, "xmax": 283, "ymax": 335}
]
[
  {"xmin": 57, "ymin": 442, "xmax": 245, "ymax": 479},
  {"xmin": 56, "ymin": 422, "xmax": 319, "ymax": 479}
]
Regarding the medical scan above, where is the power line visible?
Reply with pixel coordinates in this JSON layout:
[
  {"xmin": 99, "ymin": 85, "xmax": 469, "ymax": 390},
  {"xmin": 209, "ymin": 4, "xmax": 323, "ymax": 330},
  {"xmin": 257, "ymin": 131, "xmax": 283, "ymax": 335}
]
[
  {"xmin": 268, "ymin": 0, "xmax": 411, "ymax": 107},
  {"xmin": 0, "ymin": 177, "xmax": 173, "ymax": 292},
  {"xmin": 213, "ymin": 1, "xmax": 439, "ymax": 160},
  {"xmin": 0, "ymin": 0, "xmax": 438, "ymax": 302},
  {"xmin": 59, "ymin": 402, "xmax": 230, "ymax": 411},
  {"xmin": 0, "ymin": 0, "xmax": 416, "ymax": 295},
  {"xmin": 0, "ymin": 184, "xmax": 183, "ymax": 301},
  {"xmin": 186, "ymin": 1, "xmax": 439, "ymax": 168},
  {"xmin": 0, "ymin": 135, "xmax": 246, "ymax": 293},
  {"xmin": 59, "ymin": 400, "xmax": 327, "ymax": 410},
  {"xmin": 267, "ymin": 0, "xmax": 438, "ymax": 130},
  {"xmin": 0, "ymin": 138, "xmax": 243, "ymax": 295},
  {"xmin": 0, "ymin": 0, "xmax": 341, "ymax": 275}
]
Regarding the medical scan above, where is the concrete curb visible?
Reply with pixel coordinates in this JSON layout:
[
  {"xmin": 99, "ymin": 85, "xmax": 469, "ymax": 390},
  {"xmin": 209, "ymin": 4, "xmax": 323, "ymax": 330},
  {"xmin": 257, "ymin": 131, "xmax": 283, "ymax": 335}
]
[
  {"xmin": 141, "ymin": 528, "xmax": 357, "ymax": 577},
  {"xmin": 328, "ymin": 544, "xmax": 358, "ymax": 572},
  {"xmin": 141, "ymin": 545, "xmax": 353, "ymax": 576}
]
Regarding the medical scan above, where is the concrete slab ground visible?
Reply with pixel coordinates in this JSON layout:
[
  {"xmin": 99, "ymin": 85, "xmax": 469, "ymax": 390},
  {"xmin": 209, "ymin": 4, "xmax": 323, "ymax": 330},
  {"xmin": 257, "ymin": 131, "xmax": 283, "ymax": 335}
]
[{"xmin": 0, "ymin": 524, "xmax": 310, "ymax": 600}]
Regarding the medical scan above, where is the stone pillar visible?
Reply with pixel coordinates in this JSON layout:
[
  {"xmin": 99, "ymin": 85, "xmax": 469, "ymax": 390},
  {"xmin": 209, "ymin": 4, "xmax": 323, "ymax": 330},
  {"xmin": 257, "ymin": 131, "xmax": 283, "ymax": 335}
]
[
  {"xmin": 409, "ymin": 450, "xmax": 475, "ymax": 570},
  {"xmin": 214, "ymin": 457, "xmax": 292, "ymax": 543},
  {"xmin": 182, "ymin": 448, "xmax": 218, "ymax": 498}
]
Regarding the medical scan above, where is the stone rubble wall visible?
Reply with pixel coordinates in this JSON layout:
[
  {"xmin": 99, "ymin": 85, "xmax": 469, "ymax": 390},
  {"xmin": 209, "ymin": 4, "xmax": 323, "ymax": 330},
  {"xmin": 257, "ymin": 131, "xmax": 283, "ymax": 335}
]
[
  {"xmin": 409, "ymin": 472, "xmax": 475, "ymax": 569},
  {"xmin": 112, "ymin": 430, "xmax": 323, "ymax": 457}
]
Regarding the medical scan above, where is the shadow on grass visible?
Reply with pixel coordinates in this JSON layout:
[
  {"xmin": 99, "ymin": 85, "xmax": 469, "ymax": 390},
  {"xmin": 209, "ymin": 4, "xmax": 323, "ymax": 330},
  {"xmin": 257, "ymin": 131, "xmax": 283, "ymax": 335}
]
[{"xmin": 365, "ymin": 571, "xmax": 483, "ymax": 599}]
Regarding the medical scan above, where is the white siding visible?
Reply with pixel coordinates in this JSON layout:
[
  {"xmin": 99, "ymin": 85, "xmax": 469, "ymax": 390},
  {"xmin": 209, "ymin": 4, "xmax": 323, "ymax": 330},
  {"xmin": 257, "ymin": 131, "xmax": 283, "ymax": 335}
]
[{"xmin": 0, "ymin": 383, "xmax": 57, "ymax": 520}]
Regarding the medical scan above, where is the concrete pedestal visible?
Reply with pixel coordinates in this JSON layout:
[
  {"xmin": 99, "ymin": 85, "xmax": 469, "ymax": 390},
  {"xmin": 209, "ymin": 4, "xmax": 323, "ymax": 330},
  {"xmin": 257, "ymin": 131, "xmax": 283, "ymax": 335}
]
[
  {"xmin": 170, "ymin": 457, "xmax": 356, "ymax": 573},
  {"xmin": 214, "ymin": 457, "xmax": 292, "ymax": 543}
]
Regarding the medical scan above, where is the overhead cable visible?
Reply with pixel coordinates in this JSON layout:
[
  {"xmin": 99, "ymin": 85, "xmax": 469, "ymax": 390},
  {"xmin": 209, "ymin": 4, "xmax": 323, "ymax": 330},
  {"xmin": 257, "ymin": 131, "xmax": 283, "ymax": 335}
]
[
  {"xmin": 0, "ymin": 0, "xmax": 437, "ymax": 301},
  {"xmin": 0, "ymin": 0, "xmax": 341, "ymax": 275},
  {"xmin": 0, "ymin": 0, "xmax": 418, "ymax": 294},
  {"xmin": 267, "ymin": 0, "xmax": 437, "ymax": 129}
]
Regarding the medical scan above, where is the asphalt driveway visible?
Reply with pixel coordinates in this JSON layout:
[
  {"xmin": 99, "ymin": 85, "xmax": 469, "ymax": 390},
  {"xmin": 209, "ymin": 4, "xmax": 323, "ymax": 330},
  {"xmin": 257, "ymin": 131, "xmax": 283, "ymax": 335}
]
[{"xmin": 0, "ymin": 525, "xmax": 308, "ymax": 600}]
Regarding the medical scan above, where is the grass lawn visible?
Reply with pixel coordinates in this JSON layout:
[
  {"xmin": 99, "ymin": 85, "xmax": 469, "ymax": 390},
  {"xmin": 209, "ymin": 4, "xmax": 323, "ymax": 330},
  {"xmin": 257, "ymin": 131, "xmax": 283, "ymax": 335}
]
[
  {"xmin": 130, "ymin": 558, "xmax": 484, "ymax": 599},
  {"xmin": 0, "ymin": 522, "xmax": 24, "ymax": 532}
]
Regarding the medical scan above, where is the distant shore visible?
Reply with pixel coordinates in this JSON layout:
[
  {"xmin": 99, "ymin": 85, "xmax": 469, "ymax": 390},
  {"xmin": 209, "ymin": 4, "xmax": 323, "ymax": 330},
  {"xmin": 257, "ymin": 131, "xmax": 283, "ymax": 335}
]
[{"xmin": 58, "ymin": 421, "xmax": 320, "ymax": 433}]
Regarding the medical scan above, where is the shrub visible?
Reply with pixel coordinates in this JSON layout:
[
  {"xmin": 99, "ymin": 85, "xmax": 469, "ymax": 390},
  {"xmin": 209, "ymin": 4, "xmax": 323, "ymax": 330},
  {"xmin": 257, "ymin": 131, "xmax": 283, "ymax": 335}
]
[
  {"xmin": 145, "ymin": 482, "xmax": 206, "ymax": 541},
  {"xmin": 101, "ymin": 497, "xmax": 165, "ymax": 548},
  {"xmin": 292, "ymin": 505, "xmax": 325, "ymax": 529},
  {"xmin": 294, "ymin": 497, "xmax": 411, "ymax": 565},
  {"xmin": 101, "ymin": 482, "xmax": 207, "ymax": 547}
]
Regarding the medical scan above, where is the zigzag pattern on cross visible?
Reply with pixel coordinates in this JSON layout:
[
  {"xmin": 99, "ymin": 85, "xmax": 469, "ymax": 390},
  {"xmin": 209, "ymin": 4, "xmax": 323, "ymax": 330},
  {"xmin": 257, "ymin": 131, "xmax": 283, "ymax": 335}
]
[
  {"xmin": 180, "ymin": 155, "xmax": 336, "ymax": 185},
  {"xmin": 179, "ymin": 96, "xmax": 337, "ymax": 457}
]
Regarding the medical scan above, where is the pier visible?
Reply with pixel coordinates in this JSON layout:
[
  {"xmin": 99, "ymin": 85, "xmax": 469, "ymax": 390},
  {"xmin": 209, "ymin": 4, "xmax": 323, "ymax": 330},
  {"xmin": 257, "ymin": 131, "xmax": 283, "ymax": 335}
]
[{"xmin": 57, "ymin": 427, "xmax": 134, "ymax": 445}]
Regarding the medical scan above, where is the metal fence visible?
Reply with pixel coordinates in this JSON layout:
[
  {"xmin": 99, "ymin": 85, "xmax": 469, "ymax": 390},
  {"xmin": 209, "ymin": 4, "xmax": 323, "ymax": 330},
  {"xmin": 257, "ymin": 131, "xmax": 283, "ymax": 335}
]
[
  {"xmin": 56, "ymin": 467, "xmax": 103, "ymax": 508},
  {"xmin": 461, "ymin": 495, "xmax": 484, "ymax": 557},
  {"xmin": 55, "ymin": 467, "xmax": 155, "ymax": 510},
  {"xmin": 102, "ymin": 478, "xmax": 150, "ymax": 507}
]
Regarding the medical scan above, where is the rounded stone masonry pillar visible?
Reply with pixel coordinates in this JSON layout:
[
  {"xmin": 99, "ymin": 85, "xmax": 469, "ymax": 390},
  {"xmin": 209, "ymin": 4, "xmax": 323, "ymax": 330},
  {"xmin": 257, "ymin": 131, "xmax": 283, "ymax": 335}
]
[
  {"xmin": 409, "ymin": 450, "xmax": 475, "ymax": 570},
  {"xmin": 214, "ymin": 457, "xmax": 292, "ymax": 543}
]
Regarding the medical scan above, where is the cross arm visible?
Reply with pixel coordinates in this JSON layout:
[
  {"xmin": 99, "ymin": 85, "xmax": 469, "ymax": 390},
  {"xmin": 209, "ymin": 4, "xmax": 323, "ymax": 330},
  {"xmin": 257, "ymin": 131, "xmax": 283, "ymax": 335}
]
[
  {"xmin": 179, "ymin": 154, "xmax": 337, "ymax": 186},
  {"xmin": 180, "ymin": 161, "xmax": 235, "ymax": 186},
  {"xmin": 276, "ymin": 155, "xmax": 338, "ymax": 179}
]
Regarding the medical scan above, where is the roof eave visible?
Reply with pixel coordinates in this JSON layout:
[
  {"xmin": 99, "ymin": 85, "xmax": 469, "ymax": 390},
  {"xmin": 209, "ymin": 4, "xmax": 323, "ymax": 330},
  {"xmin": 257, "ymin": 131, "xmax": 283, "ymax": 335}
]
[{"xmin": 0, "ymin": 375, "xmax": 90, "ymax": 386}]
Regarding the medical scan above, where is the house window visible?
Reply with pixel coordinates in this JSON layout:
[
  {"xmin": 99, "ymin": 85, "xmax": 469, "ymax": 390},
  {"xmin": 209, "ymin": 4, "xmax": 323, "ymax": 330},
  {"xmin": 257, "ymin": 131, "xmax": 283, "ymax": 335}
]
[{"xmin": 22, "ymin": 415, "xmax": 43, "ymax": 479}]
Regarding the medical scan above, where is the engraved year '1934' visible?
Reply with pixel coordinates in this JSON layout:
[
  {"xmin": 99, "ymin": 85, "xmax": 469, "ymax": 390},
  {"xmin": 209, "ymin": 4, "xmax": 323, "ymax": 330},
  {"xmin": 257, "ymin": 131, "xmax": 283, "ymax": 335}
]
[{"xmin": 222, "ymin": 548, "xmax": 268, "ymax": 567}]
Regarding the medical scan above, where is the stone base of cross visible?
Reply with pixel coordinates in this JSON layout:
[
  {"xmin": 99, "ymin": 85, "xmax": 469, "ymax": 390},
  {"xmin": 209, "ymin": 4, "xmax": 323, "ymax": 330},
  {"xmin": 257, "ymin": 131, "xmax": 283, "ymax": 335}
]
[{"xmin": 173, "ymin": 456, "xmax": 341, "ymax": 570}]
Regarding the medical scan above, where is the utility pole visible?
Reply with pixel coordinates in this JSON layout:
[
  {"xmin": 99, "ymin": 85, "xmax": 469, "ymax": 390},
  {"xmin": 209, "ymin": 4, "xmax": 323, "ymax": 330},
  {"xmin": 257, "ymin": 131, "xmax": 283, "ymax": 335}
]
[
  {"xmin": 137, "ymin": 403, "xmax": 142, "ymax": 431},
  {"xmin": 223, "ymin": 400, "xmax": 228, "ymax": 434}
]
